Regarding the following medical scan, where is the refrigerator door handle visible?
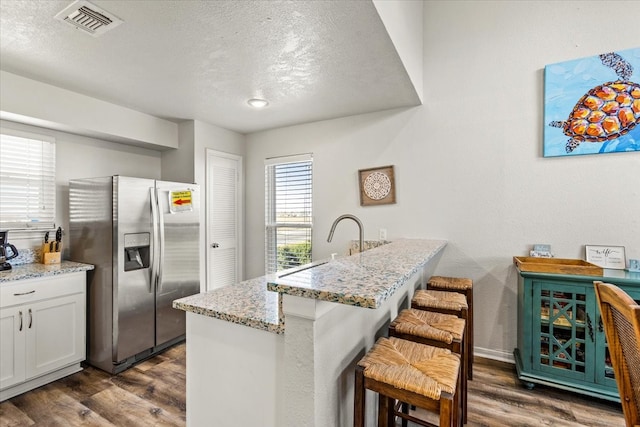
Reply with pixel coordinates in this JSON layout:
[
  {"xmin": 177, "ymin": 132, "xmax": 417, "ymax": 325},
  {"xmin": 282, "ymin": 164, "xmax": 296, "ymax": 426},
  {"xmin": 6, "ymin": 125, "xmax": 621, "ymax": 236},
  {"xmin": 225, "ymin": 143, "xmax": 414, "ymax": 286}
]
[
  {"xmin": 150, "ymin": 187, "xmax": 160, "ymax": 293},
  {"xmin": 157, "ymin": 190, "xmax": 165, "ymax": 293}
]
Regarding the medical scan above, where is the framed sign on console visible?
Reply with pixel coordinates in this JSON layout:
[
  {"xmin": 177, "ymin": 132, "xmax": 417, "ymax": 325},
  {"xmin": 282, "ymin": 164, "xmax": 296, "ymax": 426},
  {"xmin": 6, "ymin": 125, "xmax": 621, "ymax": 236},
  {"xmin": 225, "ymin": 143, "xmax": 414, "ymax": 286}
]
[
  {"xmin": 358, "ymin": 165, "xmax": 396, "ymax": 206},
  {"xmin": 585, "ymin": 245, "xmax": 626, "ymax": 270}
]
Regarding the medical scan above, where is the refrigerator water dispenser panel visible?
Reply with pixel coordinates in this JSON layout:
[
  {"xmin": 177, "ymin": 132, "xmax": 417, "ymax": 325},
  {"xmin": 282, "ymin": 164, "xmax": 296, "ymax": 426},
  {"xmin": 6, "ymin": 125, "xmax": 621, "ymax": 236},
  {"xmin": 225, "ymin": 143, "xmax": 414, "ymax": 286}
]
[{"xmin": 124, "ymin": 232, "xmax": 150, "ymax": 271}]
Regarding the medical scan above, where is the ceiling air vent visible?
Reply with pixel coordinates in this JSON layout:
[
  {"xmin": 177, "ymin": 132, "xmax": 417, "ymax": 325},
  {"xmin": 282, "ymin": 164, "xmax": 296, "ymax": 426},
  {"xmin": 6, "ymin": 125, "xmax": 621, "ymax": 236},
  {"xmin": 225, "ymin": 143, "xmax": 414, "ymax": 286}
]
[{"xmin": 54, "ymin": 0, "xmax": 123, "ymax": 37}]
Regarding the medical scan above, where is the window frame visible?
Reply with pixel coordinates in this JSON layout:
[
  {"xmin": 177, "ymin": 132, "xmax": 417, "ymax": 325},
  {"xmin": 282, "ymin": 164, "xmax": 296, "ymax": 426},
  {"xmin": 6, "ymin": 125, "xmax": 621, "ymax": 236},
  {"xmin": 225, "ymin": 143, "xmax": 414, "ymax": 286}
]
[
  {"xmin": 0, "ymin": 127, "xmax": 56, "ymax": 232},
  {"xmin": 265, "ymin": 153, "xmax": 313, "ymax": 275}
]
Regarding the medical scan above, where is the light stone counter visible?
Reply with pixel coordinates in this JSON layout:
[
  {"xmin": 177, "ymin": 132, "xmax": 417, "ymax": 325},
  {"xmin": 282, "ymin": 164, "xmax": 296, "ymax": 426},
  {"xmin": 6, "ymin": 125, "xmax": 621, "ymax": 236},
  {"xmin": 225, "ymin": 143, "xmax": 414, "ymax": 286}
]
[
  {"xmin": 176, "ymin": 238, "xmax": 447, "ymax": 427},
  {"xmin": 173, "ymin": 239, "xmax": 446, "ymax": 336},
  {"xmin": 268, "ymin": 238, "xmax": 447, "ymax": 308},
  {"xmin": 173, "ymin": 276, "xmax": 283, "ymax": 334},
  {"xmin": 0, "ymin": 261, "xmax": 94, "ymax": 283}
]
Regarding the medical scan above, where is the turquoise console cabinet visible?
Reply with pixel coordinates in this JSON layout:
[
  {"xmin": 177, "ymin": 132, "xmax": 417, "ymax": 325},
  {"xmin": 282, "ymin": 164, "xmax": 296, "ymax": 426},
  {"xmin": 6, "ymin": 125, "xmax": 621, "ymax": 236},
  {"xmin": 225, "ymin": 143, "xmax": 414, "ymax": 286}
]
[{"xmin": 515, "ymin": 268, "xmax": 640, "ymax": 402}]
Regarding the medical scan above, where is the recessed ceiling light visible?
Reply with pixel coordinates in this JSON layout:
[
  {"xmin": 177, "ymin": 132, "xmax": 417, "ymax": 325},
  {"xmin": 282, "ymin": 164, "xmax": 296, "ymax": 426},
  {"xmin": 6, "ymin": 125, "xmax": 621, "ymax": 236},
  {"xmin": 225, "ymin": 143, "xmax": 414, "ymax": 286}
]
[{"xmin": 247, "ymin": 98, "xmax": 269, "ymax": 108}]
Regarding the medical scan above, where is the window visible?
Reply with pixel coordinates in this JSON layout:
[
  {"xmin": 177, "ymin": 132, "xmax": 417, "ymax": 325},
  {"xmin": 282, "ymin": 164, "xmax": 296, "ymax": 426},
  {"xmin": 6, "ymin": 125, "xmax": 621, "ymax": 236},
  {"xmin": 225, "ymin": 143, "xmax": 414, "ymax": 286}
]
[
  {"xmin": 0, "ymin": 128, "xmax": 56, "ymax": 230},
  {"xmin": 265, "ymin": 154, "xmax": 313, "ymax": 274}
]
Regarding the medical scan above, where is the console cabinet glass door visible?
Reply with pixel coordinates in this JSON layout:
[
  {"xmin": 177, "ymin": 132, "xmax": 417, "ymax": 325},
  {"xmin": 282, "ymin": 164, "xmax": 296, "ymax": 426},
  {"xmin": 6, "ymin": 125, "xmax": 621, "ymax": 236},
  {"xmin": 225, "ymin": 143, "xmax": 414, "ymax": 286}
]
[{"xmin": 532, "ymin": 280, "xmax": 595, "ymax": 382}]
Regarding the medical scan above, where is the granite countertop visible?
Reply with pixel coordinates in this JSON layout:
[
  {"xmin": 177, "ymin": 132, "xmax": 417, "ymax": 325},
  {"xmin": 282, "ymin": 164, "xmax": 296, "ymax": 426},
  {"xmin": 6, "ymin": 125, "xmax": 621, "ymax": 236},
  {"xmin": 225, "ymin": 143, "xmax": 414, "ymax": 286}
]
[
  {"xmin": 268, "ymin": 238, "xmax": 447, "ymax": 308},
  {"xmin": 173, "ymin": 238, "xmax": 447, "ymax": 334},
  {"xmin": 173, "ymin": 276, "xmax": 284, "ymax": 334},
  {"xmin": 0, "ymin": 261, "xmax": 95, "ymax": 283}
]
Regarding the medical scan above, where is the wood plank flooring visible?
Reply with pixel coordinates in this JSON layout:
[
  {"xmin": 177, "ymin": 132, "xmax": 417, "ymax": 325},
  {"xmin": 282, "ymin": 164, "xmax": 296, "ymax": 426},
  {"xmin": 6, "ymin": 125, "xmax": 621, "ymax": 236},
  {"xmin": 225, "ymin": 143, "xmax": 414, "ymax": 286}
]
[
  {"xmin": 414, "ymin": 358, "xmax": 625, "ymax": 427},
  {"xmin": 0, "ymin": 344, "xmax": 186, "ymax": 427},
  {"xmin": 0, "ymin": 344, "xmax": 624, "ymax": 426}
]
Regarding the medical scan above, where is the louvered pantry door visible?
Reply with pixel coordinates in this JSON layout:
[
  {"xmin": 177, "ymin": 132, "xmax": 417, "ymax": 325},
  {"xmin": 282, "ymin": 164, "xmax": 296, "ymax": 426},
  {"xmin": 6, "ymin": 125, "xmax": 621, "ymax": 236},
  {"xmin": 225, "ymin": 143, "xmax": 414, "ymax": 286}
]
[{"xmin": 206, "ymin": 150, "xmax": 242, "ymax": 290}]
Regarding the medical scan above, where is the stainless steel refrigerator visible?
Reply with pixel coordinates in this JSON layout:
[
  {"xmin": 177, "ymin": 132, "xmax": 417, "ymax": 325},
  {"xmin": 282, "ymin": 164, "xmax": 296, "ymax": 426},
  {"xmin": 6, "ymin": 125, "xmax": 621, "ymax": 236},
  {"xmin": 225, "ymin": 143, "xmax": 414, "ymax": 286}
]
[{"xmin": 69, "ymin": 176, "xmax": 201, "ymax": 373}]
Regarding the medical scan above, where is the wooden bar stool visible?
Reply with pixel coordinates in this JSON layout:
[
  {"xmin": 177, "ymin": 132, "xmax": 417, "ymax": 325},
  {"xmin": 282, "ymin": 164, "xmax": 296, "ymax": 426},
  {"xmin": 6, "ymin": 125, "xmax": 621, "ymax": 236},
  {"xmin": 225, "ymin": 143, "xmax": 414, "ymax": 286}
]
[
  {"xmin": 354, "ymin": 337, "xmax": 461, "ymax": 427},
  {"xmin": 411, "ymin": 289, "xmax": 471, "ymax": 381},
  {"xmin": 426, "ymin": 276, "xmax": 474, "ymax": 380},
  {"xmin": 389, "ymin": 308, "xmax": 467, "ymax": 425}
]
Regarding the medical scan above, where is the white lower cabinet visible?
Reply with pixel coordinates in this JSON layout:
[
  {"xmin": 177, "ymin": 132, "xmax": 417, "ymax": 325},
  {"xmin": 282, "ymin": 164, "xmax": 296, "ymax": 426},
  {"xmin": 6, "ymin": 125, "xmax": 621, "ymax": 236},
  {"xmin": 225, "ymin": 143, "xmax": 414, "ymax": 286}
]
[
  {"xmin": 0, "ymin": 272, "xmax": 86, "ymax": 401},
  {"xmin": 0, "ymin": 305, "xmax": 26, "ymax": 390}
]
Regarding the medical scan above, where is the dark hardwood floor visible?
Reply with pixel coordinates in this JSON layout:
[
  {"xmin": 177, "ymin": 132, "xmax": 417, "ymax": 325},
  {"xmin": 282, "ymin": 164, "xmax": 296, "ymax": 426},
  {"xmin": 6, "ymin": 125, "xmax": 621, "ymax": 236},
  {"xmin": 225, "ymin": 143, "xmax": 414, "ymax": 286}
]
[{"xmin": 0, "ymin": 343, "xmax": 624, "ymax": 426}]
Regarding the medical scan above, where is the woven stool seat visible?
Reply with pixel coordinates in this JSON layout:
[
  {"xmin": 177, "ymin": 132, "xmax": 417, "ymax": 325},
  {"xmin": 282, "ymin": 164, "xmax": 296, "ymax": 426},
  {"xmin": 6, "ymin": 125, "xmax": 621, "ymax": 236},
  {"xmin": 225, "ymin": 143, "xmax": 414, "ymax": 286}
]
[
  {"xmin": 359, "ymin": 337, "xmax": 459, "ymax": 400},
  {"xmin": 354, "ymin": 337, "xmax": 462, "ymax": 427},
  {"xmin": 412, "ymin": 289, "xmax": 468, "ymax": 312},
  {"xmin": 389, "ymin": 309, "xmax": 468, "ymax": 425},
  {"xmin": 428, "ymin": 276, "xmax": 473, "ymax": 291},
  {"xmin": 390, "ymin": 309, "xmax": 464, "ymax": 344},
  {"xmin": 425, "ymin": 276, "xmax": 475, "ymax": 381}
]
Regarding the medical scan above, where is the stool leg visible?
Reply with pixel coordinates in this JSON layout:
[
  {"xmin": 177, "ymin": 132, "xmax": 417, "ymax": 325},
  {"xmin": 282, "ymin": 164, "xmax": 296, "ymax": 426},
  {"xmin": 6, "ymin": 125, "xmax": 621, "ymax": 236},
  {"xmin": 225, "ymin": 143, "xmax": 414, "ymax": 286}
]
[
  {"xmin": 456, "ymin": 367, "xmax": 463, "ymax": 427},
  {"xmin": 462, "ymin": 306, "xmax": 471, "ymax": 382},
  {"xmin": 387, "ymin": 397, "xmax": 397, "ymax": 427},
  {"xmin": 401, "ymin": 402, "xmax": 409, "ymax": 427},
  {"xmin": 460, "ymin": 337, "xmax": 467, "ymax": 425},
  {"xmin": 440, "ymin": 393, "xmax": 454, "ymax": 427},
  {"xmin": 378, "ymin": 394, "xmax": 391, "ymax": 427},
  {"xmin": 466, "ymin": 289, "xmax": 474, "ymax": 380},
  {"xmin": 354, "ymin": 366, "xmax": 365, "ymax": 427}
]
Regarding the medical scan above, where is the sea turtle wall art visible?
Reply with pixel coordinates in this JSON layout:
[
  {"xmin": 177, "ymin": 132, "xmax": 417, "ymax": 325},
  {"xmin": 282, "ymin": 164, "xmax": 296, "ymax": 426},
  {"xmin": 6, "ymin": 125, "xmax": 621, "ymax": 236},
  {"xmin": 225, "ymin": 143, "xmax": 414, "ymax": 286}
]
[{"xmin": 544, "ymin": 47, "xmax": 640, "ymax": 157}]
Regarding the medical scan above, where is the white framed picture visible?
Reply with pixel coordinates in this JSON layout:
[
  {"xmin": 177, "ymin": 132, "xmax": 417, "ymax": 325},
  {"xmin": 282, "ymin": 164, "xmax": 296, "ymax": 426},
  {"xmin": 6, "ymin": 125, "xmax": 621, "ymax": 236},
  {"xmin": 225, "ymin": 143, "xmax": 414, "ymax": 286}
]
[{"xmin": 585, "ymin": 245, "xmax": 626, "ymax": 270}]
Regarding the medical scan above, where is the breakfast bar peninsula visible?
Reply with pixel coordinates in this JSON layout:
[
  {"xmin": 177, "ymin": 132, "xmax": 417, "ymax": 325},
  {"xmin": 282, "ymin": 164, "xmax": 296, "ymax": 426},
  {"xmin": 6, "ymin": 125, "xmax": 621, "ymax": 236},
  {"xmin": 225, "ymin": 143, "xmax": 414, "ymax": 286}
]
[{"xmin": 174, "ymin": 238, "xmax": 447, "ymax": 426}]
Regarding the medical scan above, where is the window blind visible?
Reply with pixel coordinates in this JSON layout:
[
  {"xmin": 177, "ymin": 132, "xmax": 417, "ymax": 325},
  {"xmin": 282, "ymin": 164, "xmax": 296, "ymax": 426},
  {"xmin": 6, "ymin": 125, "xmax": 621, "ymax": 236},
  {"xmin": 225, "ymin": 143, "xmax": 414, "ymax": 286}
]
[
  {"xmin": 0, "ymin": 128, "xmax": 56, "ymax": 230},
  {"xmin": 265, "ymin": 154, "xmax": 312, "ymax": 274}
]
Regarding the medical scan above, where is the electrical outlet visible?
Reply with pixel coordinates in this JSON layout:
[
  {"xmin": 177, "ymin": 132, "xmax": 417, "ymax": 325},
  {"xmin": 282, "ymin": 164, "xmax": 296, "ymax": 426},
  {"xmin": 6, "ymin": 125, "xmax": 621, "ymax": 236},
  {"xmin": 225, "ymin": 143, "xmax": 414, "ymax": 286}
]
[{"xmin": 379, "ymin": 228, "xmax": 387, "ymax": 241}]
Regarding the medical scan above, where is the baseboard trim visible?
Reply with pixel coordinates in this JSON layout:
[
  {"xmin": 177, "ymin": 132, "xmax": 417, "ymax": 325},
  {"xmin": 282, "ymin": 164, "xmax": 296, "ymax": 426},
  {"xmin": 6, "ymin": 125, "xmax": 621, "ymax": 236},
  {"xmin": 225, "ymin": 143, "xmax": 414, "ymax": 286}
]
[
  {"xmin": 0, "ymin": 363, "xmax": 82, "ymax": 402},
  {"xmin": 474, "ymin": 347, "xmax": 515, "ymax": 364}
]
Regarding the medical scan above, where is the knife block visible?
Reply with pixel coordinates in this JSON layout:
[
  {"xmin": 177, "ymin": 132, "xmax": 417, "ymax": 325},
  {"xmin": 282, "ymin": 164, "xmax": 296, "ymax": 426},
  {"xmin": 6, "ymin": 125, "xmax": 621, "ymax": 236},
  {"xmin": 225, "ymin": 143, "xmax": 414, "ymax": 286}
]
[{"xmin": 42, "ymin": 243, "xmax": 61, "ymax": 264}]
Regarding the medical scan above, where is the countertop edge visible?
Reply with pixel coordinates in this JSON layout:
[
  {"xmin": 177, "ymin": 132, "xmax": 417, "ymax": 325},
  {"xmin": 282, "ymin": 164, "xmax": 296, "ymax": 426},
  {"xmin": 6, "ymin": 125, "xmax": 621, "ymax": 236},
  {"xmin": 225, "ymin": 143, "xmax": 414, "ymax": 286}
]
[
  {"xmin": 265, "ymin": 284, "xmax": 380, "ymax": 308},
  {"xmin": 0, "ymin": 261, "xmax": 95, "ymax": 283},
  {"xmin": 174, "ymin": 301, "xmax": 284, "ymax": 334}
]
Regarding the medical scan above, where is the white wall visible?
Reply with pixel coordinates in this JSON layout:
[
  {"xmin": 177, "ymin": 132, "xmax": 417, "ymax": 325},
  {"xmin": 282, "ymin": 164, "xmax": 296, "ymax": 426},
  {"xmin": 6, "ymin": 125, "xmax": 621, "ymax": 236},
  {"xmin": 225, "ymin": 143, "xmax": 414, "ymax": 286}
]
[
  {"xmin": 245, "ymin": 0, "xmax": 640, "ymax": 360},
  {"xmin": 0, "ymin": 71, "xmax": 178, "ymax": 150},
  {"xmin": 192, "ymin": 120, "xmax": 246, "ymax": 188},
  {"xmin": 2, "ymin": 119, "xmax": 161, "ymax": 251},
  {"xmin": 161, "ymin": 121, "xmax": 196, "ymax": 184},
  {"xmin": 161, "ymin": 119, "xmax": 246, "ymax": 185},
  {"xmin": 162, "ymin": 120, "xmax": 246, "ymax": 285},
  {"xmin": 4, "ymin": 0, "xmax": 639, "ymax": 359},
  {"xmin": 372, "ymin": 0, "xmax": 423, "ymax": 102},
  {"xmin": 192, "ymin": 121, "xmax": 246, "ymax": 283}
]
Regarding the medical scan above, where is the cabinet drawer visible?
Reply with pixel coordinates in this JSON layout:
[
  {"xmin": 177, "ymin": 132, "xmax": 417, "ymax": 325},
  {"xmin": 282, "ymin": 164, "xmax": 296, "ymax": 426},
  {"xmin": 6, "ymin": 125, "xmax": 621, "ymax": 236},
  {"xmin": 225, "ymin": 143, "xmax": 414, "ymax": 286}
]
[{"xmin": 0, "ymin": 272, "xmax": 85, "ymax": 308}]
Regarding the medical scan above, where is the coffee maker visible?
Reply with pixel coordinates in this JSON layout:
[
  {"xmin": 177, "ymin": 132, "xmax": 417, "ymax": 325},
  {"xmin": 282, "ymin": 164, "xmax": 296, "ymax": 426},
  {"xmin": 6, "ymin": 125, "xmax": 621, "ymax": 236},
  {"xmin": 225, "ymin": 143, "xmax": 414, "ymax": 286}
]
[{"xmin": 0, "ymin": 230, "xmax": 19, "ymax": 271}]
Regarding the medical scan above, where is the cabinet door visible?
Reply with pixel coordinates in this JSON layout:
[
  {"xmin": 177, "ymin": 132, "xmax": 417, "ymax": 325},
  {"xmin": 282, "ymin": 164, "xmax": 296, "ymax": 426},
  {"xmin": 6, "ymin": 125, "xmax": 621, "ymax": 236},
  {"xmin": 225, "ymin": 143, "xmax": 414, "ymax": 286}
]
[
  {"xmin": 0, "ymin": 306, "xmax": 26, "ymax": 390},
  {"xmin": 594, "ymin": 286, "xmax": 640, "ymax": 388},
  {"xmin": 532, "ymin": 280, "xmax": 594, "ymax": 382},
  {"xmin": 25, "ymin": 293, "xmax": 85, "ymax": 380}
]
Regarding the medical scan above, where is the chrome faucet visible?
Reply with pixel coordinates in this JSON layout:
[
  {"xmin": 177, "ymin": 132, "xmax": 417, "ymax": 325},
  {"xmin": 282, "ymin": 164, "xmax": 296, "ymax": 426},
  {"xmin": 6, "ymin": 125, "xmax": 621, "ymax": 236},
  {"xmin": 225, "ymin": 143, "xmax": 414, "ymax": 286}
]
[{"xmin": 327, "ymin": 214, "xmax": 364, "ymax": 253}]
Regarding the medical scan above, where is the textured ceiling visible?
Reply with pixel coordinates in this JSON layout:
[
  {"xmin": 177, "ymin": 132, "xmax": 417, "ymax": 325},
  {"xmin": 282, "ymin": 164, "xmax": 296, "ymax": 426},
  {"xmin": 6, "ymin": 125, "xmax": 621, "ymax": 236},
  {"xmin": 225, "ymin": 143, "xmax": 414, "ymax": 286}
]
[{"xmin": 0, "ymin": 0, "xmax": 420, "ymax": 134}]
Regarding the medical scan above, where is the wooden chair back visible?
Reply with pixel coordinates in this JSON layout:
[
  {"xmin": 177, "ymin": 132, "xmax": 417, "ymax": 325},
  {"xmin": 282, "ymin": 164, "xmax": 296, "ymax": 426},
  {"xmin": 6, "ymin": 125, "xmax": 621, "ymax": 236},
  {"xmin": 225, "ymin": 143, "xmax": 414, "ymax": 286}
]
[{"xmin": 594, "ymin": 281, "xmax": 640, "ymax": 427}]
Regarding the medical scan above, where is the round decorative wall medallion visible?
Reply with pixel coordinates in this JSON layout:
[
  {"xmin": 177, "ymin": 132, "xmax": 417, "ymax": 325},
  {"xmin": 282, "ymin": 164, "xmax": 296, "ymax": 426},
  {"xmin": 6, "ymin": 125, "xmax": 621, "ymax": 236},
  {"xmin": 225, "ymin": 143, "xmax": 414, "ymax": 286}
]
[{"xmin": 363, "ymin": 171, "xmax": 391, "ymax": 200}]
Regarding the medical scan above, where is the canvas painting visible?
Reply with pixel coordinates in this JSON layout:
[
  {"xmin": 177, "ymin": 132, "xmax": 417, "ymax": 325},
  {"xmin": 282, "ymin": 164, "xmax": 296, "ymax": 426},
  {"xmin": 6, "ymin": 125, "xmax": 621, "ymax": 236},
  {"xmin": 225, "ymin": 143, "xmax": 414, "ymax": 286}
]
[{"xmin": 544, "ymin": 47, "xmax": 640, "ymax": 157}]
